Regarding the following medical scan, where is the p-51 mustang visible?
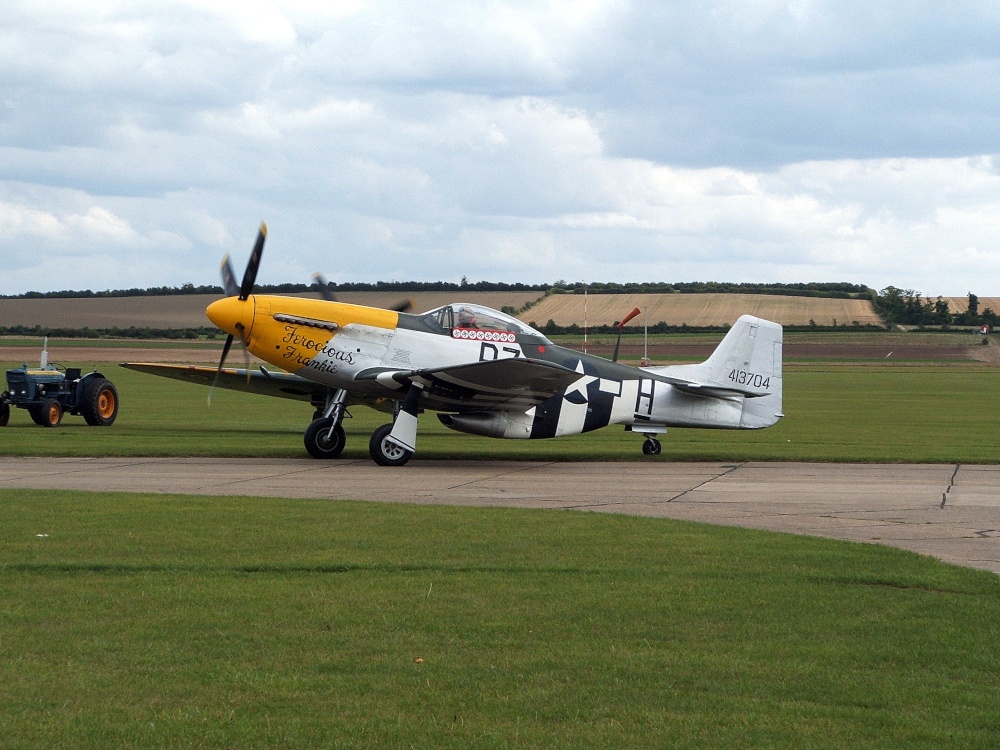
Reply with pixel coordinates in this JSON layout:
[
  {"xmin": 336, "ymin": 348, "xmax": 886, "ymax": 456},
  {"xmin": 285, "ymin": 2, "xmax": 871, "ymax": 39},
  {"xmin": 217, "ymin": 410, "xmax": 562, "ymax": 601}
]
[{"xmin": 124, "ymin": 224, "xmax": 783, "ymax": 466}]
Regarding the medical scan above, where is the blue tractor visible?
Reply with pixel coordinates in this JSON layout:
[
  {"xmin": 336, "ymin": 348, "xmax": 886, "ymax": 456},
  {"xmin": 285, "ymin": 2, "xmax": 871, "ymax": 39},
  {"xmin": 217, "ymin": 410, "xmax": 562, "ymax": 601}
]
[{"xmin": 1, "ymin": 340, "xmax": 119, "ymax": 428}]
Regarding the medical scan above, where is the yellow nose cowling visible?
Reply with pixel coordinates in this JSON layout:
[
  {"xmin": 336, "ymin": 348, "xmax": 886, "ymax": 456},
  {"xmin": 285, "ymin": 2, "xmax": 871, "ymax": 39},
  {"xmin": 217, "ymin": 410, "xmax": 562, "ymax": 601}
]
[{"xmin": 206, "ymin": 296, "xmax": 255, "ymax": 339}]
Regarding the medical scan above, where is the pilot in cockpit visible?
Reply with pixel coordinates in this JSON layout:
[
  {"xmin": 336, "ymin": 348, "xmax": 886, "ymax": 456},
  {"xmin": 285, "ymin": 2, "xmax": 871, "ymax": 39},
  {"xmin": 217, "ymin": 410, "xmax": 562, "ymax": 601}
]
[{"xmin": 457, "ymin": 308, "xmax": 478, "ymax": 329}]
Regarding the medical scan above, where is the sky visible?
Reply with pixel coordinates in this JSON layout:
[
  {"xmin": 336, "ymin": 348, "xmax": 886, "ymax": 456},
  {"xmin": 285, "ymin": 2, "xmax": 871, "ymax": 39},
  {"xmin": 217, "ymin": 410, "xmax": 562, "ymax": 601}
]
[{"xmin": 3, "ymin": 0, "xmax": 1000, "ymax": 297}]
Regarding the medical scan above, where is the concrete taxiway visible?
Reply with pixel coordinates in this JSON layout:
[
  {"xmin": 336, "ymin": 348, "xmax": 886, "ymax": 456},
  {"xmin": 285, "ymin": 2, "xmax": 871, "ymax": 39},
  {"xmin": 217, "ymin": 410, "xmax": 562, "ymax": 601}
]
[{"xmin": 2, "ymin": 457, "xmax": 998, "ymax": 573}]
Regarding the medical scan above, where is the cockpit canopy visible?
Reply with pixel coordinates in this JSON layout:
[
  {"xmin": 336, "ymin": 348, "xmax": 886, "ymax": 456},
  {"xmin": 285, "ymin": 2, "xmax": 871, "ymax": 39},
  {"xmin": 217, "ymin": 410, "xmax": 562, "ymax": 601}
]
[{"xmin": 420, "ymin": 303, "xmax": 548, "ymax": 341}]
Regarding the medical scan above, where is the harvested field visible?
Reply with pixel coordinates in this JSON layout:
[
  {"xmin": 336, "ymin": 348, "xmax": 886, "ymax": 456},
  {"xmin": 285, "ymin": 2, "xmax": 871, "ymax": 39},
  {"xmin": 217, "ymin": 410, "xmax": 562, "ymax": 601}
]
[
  {"xmin": 523, "ymin": 293, "xmax": 883, "ymax": 327},
  {"xmin": 332, "ymin": 291, "xmax": 543, "ymax": 314},
  {"xmin": 931, "ymin": 296, "xmax": 1000, "ymax": 314}
]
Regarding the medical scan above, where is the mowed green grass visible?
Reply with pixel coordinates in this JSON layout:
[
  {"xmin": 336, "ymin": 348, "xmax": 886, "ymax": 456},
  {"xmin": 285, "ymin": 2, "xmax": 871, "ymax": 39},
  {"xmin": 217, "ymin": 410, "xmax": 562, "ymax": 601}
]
[
  {"xmin": 2, "ymin": 350, "xmax": 999, "ymax": 747},
  {"xmin": 2, "ymin": 490, "xmax": 999, "ymax": 749},
  {"xmin": 2, "ymin": 361, "xmax": 999, "ymax": 462}
]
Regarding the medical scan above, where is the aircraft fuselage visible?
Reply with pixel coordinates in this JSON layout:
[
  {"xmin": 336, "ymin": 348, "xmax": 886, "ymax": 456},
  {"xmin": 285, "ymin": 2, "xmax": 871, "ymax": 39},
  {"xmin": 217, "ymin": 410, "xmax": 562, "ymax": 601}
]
[{"xmin": 206, "ymin": 294, "xmax": 783, "ymax": 442}]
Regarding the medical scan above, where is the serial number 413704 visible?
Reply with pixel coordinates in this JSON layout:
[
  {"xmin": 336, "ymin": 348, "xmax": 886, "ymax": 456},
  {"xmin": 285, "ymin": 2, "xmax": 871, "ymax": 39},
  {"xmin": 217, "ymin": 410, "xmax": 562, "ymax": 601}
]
[{"xmin": 728, "ymin": 369, "xmax": 770, "ymax": 389}]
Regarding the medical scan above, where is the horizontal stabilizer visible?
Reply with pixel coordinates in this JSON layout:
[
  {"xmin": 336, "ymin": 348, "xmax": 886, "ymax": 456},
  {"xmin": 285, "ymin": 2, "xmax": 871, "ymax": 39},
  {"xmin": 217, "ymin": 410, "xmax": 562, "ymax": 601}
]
[
  {"xmin": 644, "ymin": 315, "xmax": 783, "ymax": 429},
  {"xmin": 655, "ymin": 375, "xmax": 772, "ymax": 399}
]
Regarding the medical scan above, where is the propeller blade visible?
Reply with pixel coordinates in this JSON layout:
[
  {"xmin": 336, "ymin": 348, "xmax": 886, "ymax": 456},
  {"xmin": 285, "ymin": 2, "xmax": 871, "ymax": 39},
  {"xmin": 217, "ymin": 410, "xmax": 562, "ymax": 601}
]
[
  {"xmin": 239, "ymin": 222, "xmax": 267, "ymax": 300},
  {"xmin": 220, "ymin": 254, "xmax": 239, "ymax": 297},
  {"xmin": 208, "ymin": 333, "xmax": 235, "ymax": 405},
  {"xmin": 312, "ymin": 272, "xmax": 336, "ymax": 301},
  {"xmin": 612, "ymin": 331, "xmax": 623, "ymax": 363},
  {"xmin": 312, "ymin": 274, "xmax": 409, "ymax": 312}
]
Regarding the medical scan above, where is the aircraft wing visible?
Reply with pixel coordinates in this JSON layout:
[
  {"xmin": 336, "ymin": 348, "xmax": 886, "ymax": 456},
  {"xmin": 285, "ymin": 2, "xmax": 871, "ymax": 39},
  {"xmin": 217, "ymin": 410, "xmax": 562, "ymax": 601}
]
[
  {"xmin": 359, "ymin": 357, "xmax": 584, "ymax": 411},
  {"xmin": 121, "ymin": 363, "xmax": 321, "ymax": 402}
]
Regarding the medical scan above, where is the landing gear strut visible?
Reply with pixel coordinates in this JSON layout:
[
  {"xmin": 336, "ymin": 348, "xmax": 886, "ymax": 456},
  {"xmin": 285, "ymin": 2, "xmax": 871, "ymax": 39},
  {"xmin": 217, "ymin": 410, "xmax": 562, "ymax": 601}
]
[
  {"xmin": 368, "ymin": 382, "xmax": 423, "ymax": 467},
  {"xmin": 304, "ymin": 389, "xmax": 348, "ymax": 459},
  {"xmin": 642, "ymin": 437, "xmax": 661, "ymax": 456}
]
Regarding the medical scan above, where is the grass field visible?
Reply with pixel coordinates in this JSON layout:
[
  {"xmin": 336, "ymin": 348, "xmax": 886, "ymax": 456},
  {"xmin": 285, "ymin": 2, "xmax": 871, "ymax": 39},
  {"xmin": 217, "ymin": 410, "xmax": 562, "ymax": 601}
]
[
  {"xmin": 2, "ymin": 491, "xmax": 999, "ymax": 749},
  {"xmin": 2, "ymin": 360, "xmax": 998, "ymax": 463}
]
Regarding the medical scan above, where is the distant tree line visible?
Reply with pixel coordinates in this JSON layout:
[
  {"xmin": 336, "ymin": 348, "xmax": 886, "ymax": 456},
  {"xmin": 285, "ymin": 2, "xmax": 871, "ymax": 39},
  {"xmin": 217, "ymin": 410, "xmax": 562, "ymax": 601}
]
[
  {"xmin": 528, "ymin": 320, "xmax": 886, "ymax": 336},
  {"xmin": 1, "ymin": 279, "xmax": 550, "ymax": 299},
  {"xmin": 875, "ymin": 288, "xmax": 998, "ymax": 328},
  {"xmin": 8, "ymin": 283, "xmax": 224, "ymax": 299},
  {"xmin": 330, "ymin": 278, "xmax": 548, "ymax": 293},
  {"xmin": 2, "ymin": 279, "xmax": 872, "ymax": 300},
  {"xmin": 550, "ymin": 281, "xmax": 873, "ymax": 299}
]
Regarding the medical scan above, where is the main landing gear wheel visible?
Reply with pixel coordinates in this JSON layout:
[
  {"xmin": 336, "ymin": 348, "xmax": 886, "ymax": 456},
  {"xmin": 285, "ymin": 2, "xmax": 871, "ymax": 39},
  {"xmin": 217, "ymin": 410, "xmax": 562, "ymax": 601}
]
[
  {"xmin": 642, "ymin": 437, "xmax": 661, "ymax": 456},
  {"xmin": 304, "ymin": 418, "xmax": 347, "ymax": 459},
  {"xmin": 369, "ymin": 423, "xmax": 413, "ymax": 467}
]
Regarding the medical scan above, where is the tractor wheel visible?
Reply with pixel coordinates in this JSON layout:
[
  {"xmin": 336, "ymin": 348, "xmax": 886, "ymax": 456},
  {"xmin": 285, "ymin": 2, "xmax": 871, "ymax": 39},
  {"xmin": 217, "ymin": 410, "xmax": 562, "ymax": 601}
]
[
  {"xmin": 40, "ymin": 398, "xmax": 63, "ymax": 428},
  {"xmin": 81, "ymin": 378, "xmax": 119, "ymax": 426},
  {"xmin": 28, "ymin": 405, "xmax": 47, "ymax": 425},
  {"xmin": 0, "ymin": 402, "xmax": 9, "ymax": 427}
]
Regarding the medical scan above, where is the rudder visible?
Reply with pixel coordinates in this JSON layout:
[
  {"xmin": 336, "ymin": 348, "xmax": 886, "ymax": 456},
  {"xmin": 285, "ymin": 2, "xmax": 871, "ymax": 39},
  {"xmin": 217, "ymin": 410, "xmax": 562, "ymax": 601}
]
[{"xmin": 704, "ymin": 315, "xmax": 783, "ymax": 428}]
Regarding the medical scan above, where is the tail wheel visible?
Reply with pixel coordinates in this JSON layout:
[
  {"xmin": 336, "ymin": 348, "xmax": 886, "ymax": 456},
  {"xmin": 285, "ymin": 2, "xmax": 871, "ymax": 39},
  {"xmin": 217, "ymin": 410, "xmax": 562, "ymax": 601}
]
[
  {"xmin": 642, "ymin": 438, "xmax": 661, "ymax": 456},
  {"xmin": 369, "ymin": 423, "xmax": 413, "ymax": 467},
  {"xmin": 81, "ymin": 378, "xmax": 119, "ymax": 426},
  {"xmin": 41, "ymin": 398, "xmax": 63, "ymax": 428}
]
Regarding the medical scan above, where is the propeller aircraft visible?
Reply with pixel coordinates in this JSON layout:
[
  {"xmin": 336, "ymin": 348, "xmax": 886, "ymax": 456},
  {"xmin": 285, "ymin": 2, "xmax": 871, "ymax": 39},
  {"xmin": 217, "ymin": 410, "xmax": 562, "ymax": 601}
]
[{"xmin": 124, "ymin": 224, "xmax": 784, "ymax": 466}]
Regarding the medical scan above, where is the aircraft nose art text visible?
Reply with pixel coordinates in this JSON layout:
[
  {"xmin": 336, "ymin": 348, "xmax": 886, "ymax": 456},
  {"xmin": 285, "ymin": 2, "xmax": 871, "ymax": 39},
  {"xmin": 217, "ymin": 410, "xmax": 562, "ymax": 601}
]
[{"xmin": 206, "ymin": 296, "xmax": 254, "ymax": 338}]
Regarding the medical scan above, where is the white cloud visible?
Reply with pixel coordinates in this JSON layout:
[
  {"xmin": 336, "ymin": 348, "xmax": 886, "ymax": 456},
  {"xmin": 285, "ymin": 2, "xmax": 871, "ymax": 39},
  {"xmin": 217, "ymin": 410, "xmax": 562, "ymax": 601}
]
[
  {"xmin": 0, "ymin": 201, "xmax": 64, "ymax": 241},
  {"xmin": 1, "ymin": 1, "xmax": 1000, "ymax": 296}
]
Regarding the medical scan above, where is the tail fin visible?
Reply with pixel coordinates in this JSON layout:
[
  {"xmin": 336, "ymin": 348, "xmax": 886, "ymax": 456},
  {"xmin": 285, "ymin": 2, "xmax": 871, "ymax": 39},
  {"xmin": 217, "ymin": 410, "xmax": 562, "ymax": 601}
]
[
  {"xmin": 704, "ymin": 315, "xmax": 782, "ymax": 428},
  {"xmin": 646, "ymin": 315, "xmax": 783, "ymax": 429}
]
